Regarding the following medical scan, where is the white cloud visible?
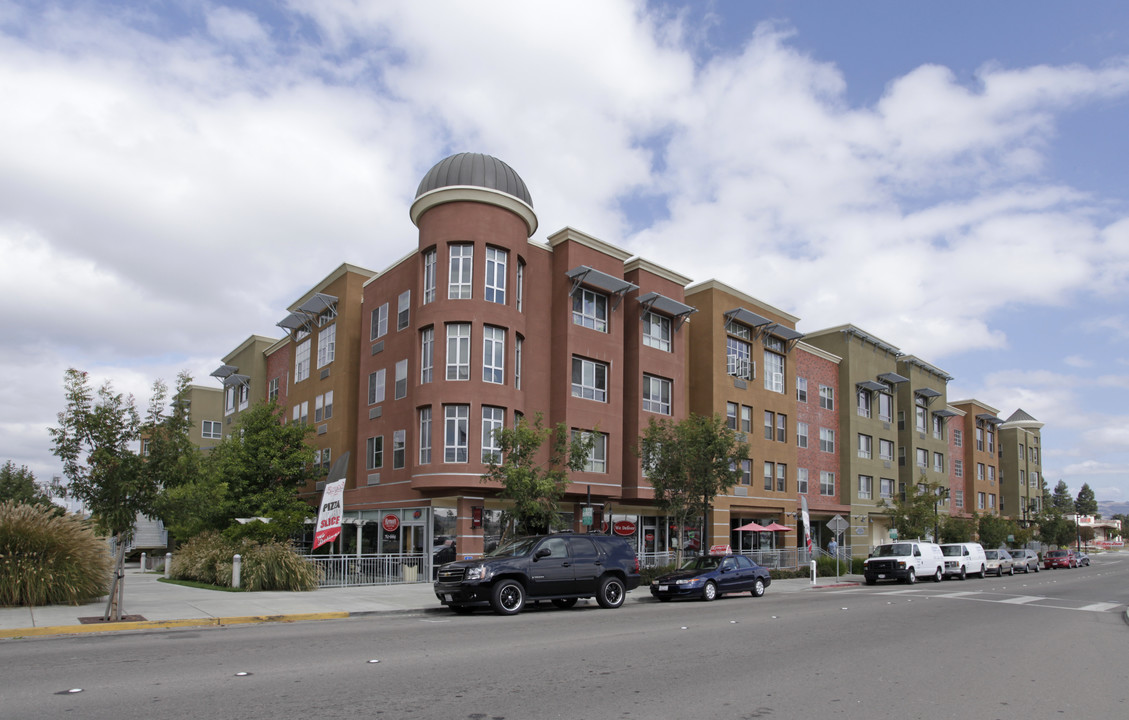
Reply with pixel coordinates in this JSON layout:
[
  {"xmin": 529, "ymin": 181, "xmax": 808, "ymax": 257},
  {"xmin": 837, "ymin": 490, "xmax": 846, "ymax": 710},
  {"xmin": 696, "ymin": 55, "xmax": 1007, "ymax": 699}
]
[{"xmin": 1064, "ymin": 355, "xmax": 1093, "ymax": 368}]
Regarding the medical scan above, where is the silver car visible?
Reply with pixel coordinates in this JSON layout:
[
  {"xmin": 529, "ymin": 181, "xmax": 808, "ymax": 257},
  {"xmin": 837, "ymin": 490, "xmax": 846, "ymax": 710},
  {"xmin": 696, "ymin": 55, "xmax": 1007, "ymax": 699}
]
[
  {"xmin": 1012, "ymin": 548, "xmax": 1040, "ymax": 573},
  {"xmin": 984, "ymin": 548, "xmax": 1014, "ymax": 576},
  {"xmin": 1075, "ymin": 550, "xmax": 1091, "ymax": 566}
]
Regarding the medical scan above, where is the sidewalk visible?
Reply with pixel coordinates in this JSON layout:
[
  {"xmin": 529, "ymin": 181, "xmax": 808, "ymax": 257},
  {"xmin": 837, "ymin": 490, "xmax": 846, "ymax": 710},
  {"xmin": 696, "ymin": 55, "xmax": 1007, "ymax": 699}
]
[{"xmin": 0, "ymin": 567, "xmax": 862, "ymax": 639}]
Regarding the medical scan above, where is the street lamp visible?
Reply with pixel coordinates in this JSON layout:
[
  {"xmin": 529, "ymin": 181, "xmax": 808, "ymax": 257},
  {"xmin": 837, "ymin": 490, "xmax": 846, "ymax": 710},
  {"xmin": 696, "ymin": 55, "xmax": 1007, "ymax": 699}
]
[{"xmin": 933, "ymin": 486, "xmax": 948, "ymax": 543}]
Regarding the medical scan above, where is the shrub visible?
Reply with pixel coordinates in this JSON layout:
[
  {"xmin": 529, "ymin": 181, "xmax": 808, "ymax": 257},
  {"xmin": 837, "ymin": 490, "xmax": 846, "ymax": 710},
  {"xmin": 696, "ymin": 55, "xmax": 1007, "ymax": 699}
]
[
  {"xmin": 170, "ymin": 532, "xmax": 317, "ymax": 591},
  {"xmin": 0, "ymin": 500, "xmax": 111, "ymax": 606}
]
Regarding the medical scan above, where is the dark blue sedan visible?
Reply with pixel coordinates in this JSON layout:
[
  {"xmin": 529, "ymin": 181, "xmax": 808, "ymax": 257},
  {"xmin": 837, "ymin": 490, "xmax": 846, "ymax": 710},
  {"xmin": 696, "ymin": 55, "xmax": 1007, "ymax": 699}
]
[{"xmin": 650, "ymin": 554, "xmax": 771, "ymax": 602}]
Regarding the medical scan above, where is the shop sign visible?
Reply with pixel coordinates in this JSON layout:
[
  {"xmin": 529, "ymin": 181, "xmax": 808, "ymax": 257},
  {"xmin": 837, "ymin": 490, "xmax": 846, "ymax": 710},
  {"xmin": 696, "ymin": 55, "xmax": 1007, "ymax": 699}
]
[
  {"xmin": 382, "ymin": 514, "xmax": 400, "ymax": 533},
  {"xmin": 613, "ymin": 520, "xmax": 637, "ymax": 536}
]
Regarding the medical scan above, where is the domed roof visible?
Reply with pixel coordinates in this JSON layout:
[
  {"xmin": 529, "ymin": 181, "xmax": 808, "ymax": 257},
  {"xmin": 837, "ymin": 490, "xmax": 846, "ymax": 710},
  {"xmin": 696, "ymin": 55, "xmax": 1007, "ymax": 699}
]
[{"xmin": 415, "ymin": 153, "xmax": 532, "ymax": 207}]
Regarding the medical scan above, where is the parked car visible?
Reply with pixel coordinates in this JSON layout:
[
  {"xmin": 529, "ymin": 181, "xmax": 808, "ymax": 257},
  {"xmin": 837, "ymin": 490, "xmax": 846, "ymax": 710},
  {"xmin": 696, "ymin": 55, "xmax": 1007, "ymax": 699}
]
[
  {"xmin": 984, "ymin": 548, "xmax": 1014, "ymax": 576},
  {"xmin": 433, "ymin": 539, "xmax": 457, "ymax": 565},
  {"xmin": 1012, "ymin": 548, "xmax": 1040, "ymax": 573},
  {"xmin": 1074, "ymin": 550, "xmax": 1091, "ymax": 566},
  {"xmin": 1044, "ymin": 549, "xmax": 1076, "ymax": 569},
  {"xmin": 863, "ymin": 541, "xmax": 945, "ymax": 585},
  {"xmin": 433, "ymin": 533, "xmax": 641, "ymax": 615},
  {"xmin": 649, "ymin": 554, "xmax": 771, "ymax": 602},
  {"xmin": 939, "ymin": 542, "xmax": 987, "ymax": 580}
]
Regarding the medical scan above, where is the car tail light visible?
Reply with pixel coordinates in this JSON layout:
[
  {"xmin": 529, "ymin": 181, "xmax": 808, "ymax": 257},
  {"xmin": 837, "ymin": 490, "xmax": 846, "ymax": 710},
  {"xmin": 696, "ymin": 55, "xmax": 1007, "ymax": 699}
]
[{"xmin": 633, "ymin": 556, "xmax": 640, "ymax": 573}]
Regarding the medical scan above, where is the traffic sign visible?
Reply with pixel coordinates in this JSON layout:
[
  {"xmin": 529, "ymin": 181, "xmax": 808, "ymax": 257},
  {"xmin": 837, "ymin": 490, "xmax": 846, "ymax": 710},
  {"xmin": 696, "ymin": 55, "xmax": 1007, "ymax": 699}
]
[{"xmin": 827, "ymin": 514, "xmax": 849, "ymax": 536}]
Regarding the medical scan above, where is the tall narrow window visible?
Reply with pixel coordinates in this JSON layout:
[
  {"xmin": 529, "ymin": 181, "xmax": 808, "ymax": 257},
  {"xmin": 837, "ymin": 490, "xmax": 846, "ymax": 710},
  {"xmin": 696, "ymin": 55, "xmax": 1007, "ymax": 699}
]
[
  {"xmin": 446, "ymin": 323, "xmax": 471, "ymax": 380},
  {"xmin": 726, "ymin": 402, "xmax": 738, "ymax": 430},
  {"xmin": 483, "ymin": 326, "xmax": 505, "ymax": 384},
  {"xmin": 857, "ymin": 388, "xmax": 871, "ymax": 418},
  {"xmin": 741, "ymin": 405, "xmax": 752, "ymax": 433},
  {"xmin": 397, "ymin": 290, "xmax": 411, "ymax": 331},
  {"xmin": 797, "ymin": 468, "xmax": 809, "ymax": 494},
  {"xmin": 368, "ymin": 369, "xmax": 385, "ymax": 405},
  {"xmin": 420, "ymin": 327, "xmax": 434, "ymax": 384},
  {"xmin": 776, "ymin": 463, "xmax": 786, "ymax": 492},
  {"xmin": 763, "ymin": 340, "xmax": 784, "ymax": 393},
  {"xmin": 572, "ymin": 430, "xmax": 607, "ymax": 473},
  {"xmin": 764, "ymin": 411, "xmax": 774, "ymax": 440},
  {"xmin": 317, "ymin": 324, "xmax": 336, "ymax": 368},
  {"xmin": 763, "ymin": 462, "xmax": 774, "ymax": 491},
  {"xmin": 419, "ymin": 406, "xmax": 432, "ymax": 465},
  {"xmin": 395, "ymin": 359, "xmax": 408, "ymax": 399},
  {"xmin": 482, "ymin": 406, "xmax": 505, "ymax": 463},
  {"xmin": 393, "ymin": 430, "xmax": 406, "ymax": 469},
  {"xmin": 820, "ymin": 428, "xmax": 835, "ymax": 453},
  {"xmin": 295, "ymin": 339, "xmax": 311, "ymax": 382},
  {"xmin": 514, "ymin": 335, "xmax": 523, "ymax": 389},
  {"xmin": 819, "ymin": 385, "xmax": 834, "ymax": 410},
  {"xmin": 485, "ymin": 247, "xmax": 507, "ymax": 304},
  {"xmin": 422, "ymin": 249, "xmax": 437, "ymax": 304},
  {"xmin": 642, "ymin": 311, "xmax": 672, "ymax": 352},
  {"xmin": 448, "ymin": 244, "xmax": 473, "ymax": 299},
  {"xmin": 776, "ymin": 414, "xmax": 787, "ymax": 442},
  {"xmin": 797, "ymin": 422, "xmax": 809, "ymax": 448},
  {"xmin": 516, "ymin": 259, "xmax": 525, "ymax": 312},
  {"xmin": 796, "ymin": 377, "xmax": 808, "ymax": 403},
  {"xmin": 858, "ymin": 434, "xmax": 872, "ymax": 459},
  {"xmin": 820, "ymin": 471, "xmax": 835, "ymax": 496},
  {"xmin": 444, "ymin": 405, "xmax": 469, "ymax": 463},
  {"xmin": 726, "ymin": 337, "xmax": 753, "ymax": 380},
  {"xmin": 366, "ymin": 436, "xmax": 383, "ymax": 470},
  {"xmin": 572, "ymin": 289, "xmax": 608, "ymax": 332},
  {"xmin": 370, "ymin": 303, "xmax": 388, "ymax": 340}
]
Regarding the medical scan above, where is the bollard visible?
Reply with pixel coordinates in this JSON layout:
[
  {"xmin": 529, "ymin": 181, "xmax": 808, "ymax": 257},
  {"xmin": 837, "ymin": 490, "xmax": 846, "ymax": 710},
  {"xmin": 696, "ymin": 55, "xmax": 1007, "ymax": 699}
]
[
  {"xmin": 165, "ymin": 552, "xmax": 172, "ymax": 579},
  {"xmin": 232, "ymin": 553, "xmax": 242, "ymax": 589},
  {"xmin": 810, "ymin": 559, "xmax": 817, "ymax": 584},
  {"xmin": 140, "ymin": 552, "xmax": 147, "ymax": 572}
]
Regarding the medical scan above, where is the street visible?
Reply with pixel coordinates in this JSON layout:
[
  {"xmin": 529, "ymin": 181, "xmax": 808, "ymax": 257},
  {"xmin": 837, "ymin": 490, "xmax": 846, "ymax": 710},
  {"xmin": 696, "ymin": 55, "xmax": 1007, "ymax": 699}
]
[{"xmin": 3, "ymin": 555, "xmax": 1127, "ymax": 720}]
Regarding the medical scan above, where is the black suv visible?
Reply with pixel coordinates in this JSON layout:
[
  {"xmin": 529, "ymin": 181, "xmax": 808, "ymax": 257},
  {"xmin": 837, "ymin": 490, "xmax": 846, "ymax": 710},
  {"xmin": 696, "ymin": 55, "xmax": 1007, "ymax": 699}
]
[{"xmin": 434, "ymin": 533, "xmax": 641, "ymax": 615}]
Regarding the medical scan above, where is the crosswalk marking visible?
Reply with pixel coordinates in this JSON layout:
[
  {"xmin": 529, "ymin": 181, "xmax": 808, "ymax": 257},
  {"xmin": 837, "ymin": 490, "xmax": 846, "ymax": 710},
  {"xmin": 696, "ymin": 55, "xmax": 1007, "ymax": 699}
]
[
  {"xmin": 1078, "ymin": 602, "xmax": 1119, "ymax": 612},
  {"xmin": 999, "ymin": 595, "xmax": 1042, "ymax": 604},
  {"xmin": 860, "ymin": 586, "xmax": 1122, "ymax": 615}
]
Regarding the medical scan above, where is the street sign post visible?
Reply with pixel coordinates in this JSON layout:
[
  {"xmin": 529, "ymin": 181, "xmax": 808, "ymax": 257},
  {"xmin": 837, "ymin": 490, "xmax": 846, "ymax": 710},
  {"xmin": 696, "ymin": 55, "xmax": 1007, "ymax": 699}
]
[{"xmin": 827, "ymin": 514, "xmax": 849, "ymax": 581}]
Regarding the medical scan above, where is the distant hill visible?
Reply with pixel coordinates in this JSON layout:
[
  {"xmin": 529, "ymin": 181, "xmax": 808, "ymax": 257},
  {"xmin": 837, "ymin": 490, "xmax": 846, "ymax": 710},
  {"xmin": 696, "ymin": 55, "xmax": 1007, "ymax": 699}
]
[{"xmin": 1096, "ymin": 500, "xmax": 1129, "ymax": 518}]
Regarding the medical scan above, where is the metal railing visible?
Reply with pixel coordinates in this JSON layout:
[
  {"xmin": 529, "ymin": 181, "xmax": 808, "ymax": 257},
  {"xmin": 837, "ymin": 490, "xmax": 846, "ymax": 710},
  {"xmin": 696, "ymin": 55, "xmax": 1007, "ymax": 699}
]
[
  {"xmin": 640, "ymin": 548, "xmax": 810, "ymax": 570},
  {"xmin": 304, "ymin": 553, "xmax": 428, "ymax": 588}
]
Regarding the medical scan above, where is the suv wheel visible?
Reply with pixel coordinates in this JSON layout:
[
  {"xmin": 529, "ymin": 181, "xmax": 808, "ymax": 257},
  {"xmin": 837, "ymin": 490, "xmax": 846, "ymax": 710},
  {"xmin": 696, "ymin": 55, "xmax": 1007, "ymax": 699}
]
[
  {"xmin": 596, "ymin": 576, "xmax": 626, "ymax": 609},
  {"xmin": 751, "ymin": 578, "xmax": 766, "ymax": 598},
  {"xmin": 702, "ymin": 581, "xmax": 718, "ymax": 602},
  {"xmin": 491, "ymin": 579, "xmax": 526, "ymax": 616}
]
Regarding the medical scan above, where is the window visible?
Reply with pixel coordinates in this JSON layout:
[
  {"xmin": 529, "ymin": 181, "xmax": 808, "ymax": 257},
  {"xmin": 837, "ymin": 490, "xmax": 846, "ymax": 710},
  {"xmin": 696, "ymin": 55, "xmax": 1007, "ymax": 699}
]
[
  {"xmin": 726, "ymin": 402, "xmax": 738, "ymax": 430},
  {"xmin": 444, "ymin": 405, "xmax": 469, "ymax": 463},
  {"xmin": 954, "ymin": 429, "xmax": 963, "ymax": 447},
  {"xmin": 419, "ymin": 407, "xmax": 432, "ymax": 464},
  {"xmin": 741, "ymin": 405, "xmax": 752, "ymax": 433},
  {"xmin": 797, "ymin": 377, "xmax": 808, "ymax": 403},
  {"xmin": 449, "ymin": 244, "xmax": 473, "ymax": 299},
  {"xmin": 482, "ymin": 406, "xmax": 505, "ymax": 463},
  {"xmin": 370, "ymin": 303, "xmax": 388, "ymax": 340},
  {"xmin": 298, "ymin": 401, "xmax": 308, "ymax": 425},
  {"xmin": 776, "ymin": 463, "xmax": 787, "ymax": 492},
  {"xmin": 820, "ymin": 471, "xmax": 835, "ymax": 496},
  {"xmin": 515, "ymin": 335, "xmax": 523, "ymax": 389},
  {"xmin": 763, "ymin": 462, "xmax": 774, "ymax": 491},
  {"xmin": 976, "ymin": 427, "xmax": 984, "ymax": 451},
  {"xmin": 879, "ymin": 438, "xmax": 894, "ymax": 461},
  {"xmin": 516, "ymin": 259, "xmax": 525, "ymax": 312},
  {"xmin": 446, "ymin": 323, "xmax": 471, "ymax": 380},
  {"xmin": 977, "ymin": 463, "xmax": 985, "ymax": 480},
  {"xmin": 878, "ymin": 390, "xmax": 893, "ymax": 422},
  {"xmin": 1030, "ymin": 471, "xmax": 1039, "ymax": 487},
  {"xmin": 420, "ymin": 327, "xmax": 434, "ymax": 384},
  {"xmin": 317, "ymin": 324, "xmax": 336, "ymax": 368},
  {"xmin": 955, "ymin": 459, "xmax": 963, "ymax": 477},
  {"xmin": 315, "ymin": 391, "xmax": 333, "ymax": 422},
  {"xmin": 933, "ymin": 452, "xmax": 943, "ymax": 473},
  {"xmin": 366, "ymin": 436, "xmax": 384, "ymax": 470},
  {"xmin": 797, "ymin": 468, "xmax": 809, "ymax": 494},
  {"xmin": 572, "ymin": 288, "xmax": 608, "ymax": 332},
  {"xmin": 819, "ymin": 385, "xmax": 834, "ymax": 410},
  {"xmin": 295, "ymin": 339, "xmax": 311, "ymax": 382},
  {"xmin": 573, "ymin": 430, "xmax": 607, "ymax": 473},
  {"xmin": 776, "ymin": 414, "xmax": 787, "ymax": 443},
  {"xmin": 268, "ymin": 378, "xmax": 279, "ymax": 403},
  {"xmin": 397, "ymin": 290, "xmax": 411, "ymax": 331},
  {"xmin": 393, "ymin": 429, "xmax": 406, "ymax": 469},
  {"xmin": 977, "ymin": 492, "xmax": 985, "ymax": 510},
  {"xmin": 915, "ymin": 402, "xmax": 927, "ymax": 433},
  {"xmin": 740, "ymin": 459, "xmax": 752, "ymax": 485},
  {"xmin": 764, "ymin": 345, "xmax": 784, "ymax": 393},
  {"xmin": 572, "ymin": 357, "xmax": 608, "ymax": 401},
  {"xmin": 764, "ymin": 410, "xmax": 774, "ymax": 440},
  {"xmin": 642, "ymin": 311, "xmax": 672, "ymax": 351},
  {"xmin": 643, "ymin": 374, "xmax": 672, "ymax": 415},
  {"xmin": 201, "ymin": 420, "xmax": 222, "ymax": 439},
  {"xmin": 820, "ymin": 428, "xmax": 835, "ymax": 453},
  {"xmin": 859, "ymin": 475, "xmax": 873, "ymax": 500},
  {"xmin": 237, "ymin": 383, "xmax": 249, "ymax": 411},
  {"xmin": 423, "ymin": 249, "xmax": 437, "ymax": 304},
  {"xmin": 988, "ymin": 466, "xmax": 995, "ymax": 484},
  {"xmin": 368, "ymin": 369, "xmax": 386, "ymax": 405},
  {"xmin": 726, "ymin": 337, "xmax": 753, "ymax": 380},
  {"xmin": 796, "ymin": 422, "xmax": 809, "ymax": 448},
  {"xmin": 954, "ymin": 490, "xmax": 964, "ymax": 508},
  {"xmin": 932, "ymin": 414, "xmax": 944, "ymax": 440},
  {"xmin": 916, "ymin": 448, "xmax": 928, "ymax": 468},
  {"xmin": 319, "ymin": 448, "xmax": 330, "ymax": 471},
  {"xmin": 880, "ymin": 477, "xmax": 894, "ymax": 499},
  {"xmin": 395, "ymin": 359, "xmax": 408, "ymax": 400},
  {"xmin": 483, "ymin": 326, "xmax": 506, "ymax": 384},
  {"xmin": 485, "ymin": 247, "xmax": 507, "ymax": 304},
  {"xmin": 857, "ymin": 388, "xmax": 871, "ymax": 418},
  {"xmin": 858, "ymin": 434, "xmax": 872, "ymax": 459},
  {"xmin": 987, "ymin": 427, "xmax": 995, "ymax": 453}
]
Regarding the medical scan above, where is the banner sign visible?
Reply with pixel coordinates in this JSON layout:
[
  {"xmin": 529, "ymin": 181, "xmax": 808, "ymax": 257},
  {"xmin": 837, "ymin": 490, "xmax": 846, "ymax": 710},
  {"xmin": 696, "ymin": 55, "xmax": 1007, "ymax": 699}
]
[
  {"xmin": 312, "ymin": 479, "xmax": 346, "ymax": 550},
  {"xmin": 800, "ymin": 495, "xmax": 812, "ymax": 555}
]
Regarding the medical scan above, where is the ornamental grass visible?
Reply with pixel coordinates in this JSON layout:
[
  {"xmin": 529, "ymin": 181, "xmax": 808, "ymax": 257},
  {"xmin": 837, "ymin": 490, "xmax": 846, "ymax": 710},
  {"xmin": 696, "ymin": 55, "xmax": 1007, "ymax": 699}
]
[
  {"xmin": 170, "ymin": 531, "xmax": 318, "ymax": 591},
  {"xmin": 0, "ymin": 500, "xmax": 111, "ymax": 606}
]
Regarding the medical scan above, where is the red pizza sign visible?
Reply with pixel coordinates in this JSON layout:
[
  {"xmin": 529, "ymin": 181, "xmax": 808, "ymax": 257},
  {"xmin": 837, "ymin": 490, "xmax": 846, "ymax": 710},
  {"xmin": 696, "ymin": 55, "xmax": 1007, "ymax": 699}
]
[
  {"xmin": 613, "ymin": 520, "xmax": 637, "ymax": 536},
  {"xmin": 382, "ymin": 514, "xmax": 400, "ymax": 533}
]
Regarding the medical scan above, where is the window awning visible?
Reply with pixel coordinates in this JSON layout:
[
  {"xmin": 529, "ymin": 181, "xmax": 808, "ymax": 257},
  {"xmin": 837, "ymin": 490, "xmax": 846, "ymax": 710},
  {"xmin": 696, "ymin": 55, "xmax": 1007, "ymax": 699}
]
[
  {"xmin": 976, "ymin": 413, "xmax": 1002, "ymax": 425},
  {"xmin": 857, "ymin": 380, "xmax": 886, "ymax": 392},
  {"xmin": 637, "ymin": 291, "xmax": 696, "ymax": 320},
  {"xmin": 933, "ymin": 409, "xmax": 960, "ymax": 418},
  {"xmin": 210, "ymin": 364, "xmax": 238, "ymax": 379},
  {"xmin": 566, "ymin": 266, "xmax": 638, "ymax": 311},
  {"xmin": 915, "ymin": 387, "xmax": 942, "ymax": 398},
  {"xmin": 223, "ymin": 373, "xmax": 250, "ymax": 389},
  {"xmin": 767, "ymin": 325, "xmax": 804, "ymax": 342},
  {"xmin": 878, "ymin": 372, "xmax": 909, "ymax": 384},
  {"xmin": 297, "ymin": 292, "xmax": 338, "ymax": 316},
  {"xmin": 277, "ymin": 312, "xmax": 307, "ymax": 331},
  {"xmin": 724, "ymin": 307, "xmax": 773, "ymax": 329}
]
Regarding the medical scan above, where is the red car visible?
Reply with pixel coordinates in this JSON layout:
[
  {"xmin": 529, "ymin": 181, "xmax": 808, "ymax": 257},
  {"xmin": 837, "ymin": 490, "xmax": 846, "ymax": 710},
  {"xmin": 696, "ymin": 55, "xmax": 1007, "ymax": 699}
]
[{"xmin": 1044, "ymin": 549, "xmax": 1076, "ymax": 569}]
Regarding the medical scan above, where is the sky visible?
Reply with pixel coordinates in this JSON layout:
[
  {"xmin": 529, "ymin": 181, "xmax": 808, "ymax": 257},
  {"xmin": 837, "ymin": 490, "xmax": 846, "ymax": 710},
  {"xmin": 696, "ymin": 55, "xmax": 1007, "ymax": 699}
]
[{"xmin": 2, "ymin": 0, "xmax": 1128, "ymax": 503}]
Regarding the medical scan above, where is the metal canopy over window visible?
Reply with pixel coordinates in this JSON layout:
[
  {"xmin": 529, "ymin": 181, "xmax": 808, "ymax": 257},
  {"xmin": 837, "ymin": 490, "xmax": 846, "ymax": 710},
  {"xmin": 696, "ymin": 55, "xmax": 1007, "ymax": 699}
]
[
  {"xmin": 915, "ymin": 387, "xmax": 942, "ymax": 407},
  {"xmin": 210, "ymin": 364, "xmax": 238, "ymax": 380},
  {"xmin": 724, "ymin": 307, "xmax": 773, "ymax": 329},
  {"xmin": 725, "ymin": 308, "xmax": 802, "ymax": 349},
  {"xmin": 298, "ymin": 292, "xmax": 338, "ymax": 318},
  {"xmin": 878, "ymin": 372, "xmax": 909, "ymax": 384},
  {"xmin": 277, "ymin": 312, "xmax": 307, "ymax": 331},
  {"xmin": 637, "ymin": 291, "xmax": 697, "ymax": 330},
  {"xmin": 857, "ymin": 380, "xmax": 886, "ymax": 393},
  {"xmin": 934, "ymin": 409, "xmax": 960, "ymax": 418},
  {"xmin": 566, "ymin": 266, "xmax": 638, "ymax": 311},
  {"xmin": 976, "ymin": 413, "xmax": 1002, "ymax": 425},
  {"xmin": 223, "ymin": 373, "xmax": 251, "ymax": 389}
]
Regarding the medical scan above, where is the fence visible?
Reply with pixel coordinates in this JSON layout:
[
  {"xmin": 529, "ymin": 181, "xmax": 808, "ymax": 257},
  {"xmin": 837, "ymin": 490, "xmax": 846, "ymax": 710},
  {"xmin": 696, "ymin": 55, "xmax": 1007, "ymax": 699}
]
[
  {"xmin": 304, "ymin": 553, "xmax": 428, "ymax": 588},
  {"xmin": 640, "ymin": 548, "xmax": 811, "ymax": 570}
]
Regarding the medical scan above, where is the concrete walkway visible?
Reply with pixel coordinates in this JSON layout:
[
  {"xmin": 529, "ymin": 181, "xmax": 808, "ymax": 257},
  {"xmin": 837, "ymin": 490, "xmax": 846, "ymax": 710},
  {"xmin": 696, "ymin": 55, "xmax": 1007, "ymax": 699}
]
[{"xmin": 0, "ymin": 567, "xmax": 862, "ymax": 639}]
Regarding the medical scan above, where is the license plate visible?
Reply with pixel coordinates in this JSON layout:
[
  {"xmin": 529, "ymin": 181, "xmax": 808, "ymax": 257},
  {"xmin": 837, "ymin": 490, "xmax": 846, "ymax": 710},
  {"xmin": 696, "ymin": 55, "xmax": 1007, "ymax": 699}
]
[
  {"xmin": 658, "ymin": 585, "xmax": 669, "ymax": 591},
  {"xmin": 877, "ymin": 574, "xmax": 886, "ymax": 579},
  {"xmin": 444, "ymin": 594, "xmax": 453, "ymax": 602}
]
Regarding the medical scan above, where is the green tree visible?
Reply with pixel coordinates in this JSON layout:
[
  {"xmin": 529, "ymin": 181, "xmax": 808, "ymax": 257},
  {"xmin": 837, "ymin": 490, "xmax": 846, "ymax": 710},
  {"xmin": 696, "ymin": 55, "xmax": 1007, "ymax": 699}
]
[
  {"xmin": 879, "ymin": 477, "xmax": 948, "ymax": 541},
  {"xmin": 481, "ymin": 413, "xmax": 594, "ymax": 538},
  {"xmin": 1050, "ymin": 480, "xmax": 1075, "ymax": 515},
  {"xmin": 0, "ymin": 461, "xmax": 57, "ymax": 511},
  {"xmin": 939, "ymin": 513, "xmax": 975, "ymax": 543},
  {"xmin": 638, "ymin": 414, "xmax": 749, "ymax": 566},
  {"xmin": 49, "ymin": 368, "xmax": 159, "ymax": 620},
  {"xmin": 1074, "ymin": 483, "xmax": 1098, "ymax": 517},
  {"xmin": 977, "ymin": 513, "xmax": 1017, "ymax": 549}
]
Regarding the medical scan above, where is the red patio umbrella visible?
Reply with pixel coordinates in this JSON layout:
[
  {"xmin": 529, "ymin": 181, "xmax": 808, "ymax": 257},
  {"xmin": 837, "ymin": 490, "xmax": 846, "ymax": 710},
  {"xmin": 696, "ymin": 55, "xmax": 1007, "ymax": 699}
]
[
  {"xmin": 763, "ymin": 522, "xmax": 792, "ymax": 532},
  {"xmin": 735, "ymin": 521, "xmax": 768, "ymax": 532}
]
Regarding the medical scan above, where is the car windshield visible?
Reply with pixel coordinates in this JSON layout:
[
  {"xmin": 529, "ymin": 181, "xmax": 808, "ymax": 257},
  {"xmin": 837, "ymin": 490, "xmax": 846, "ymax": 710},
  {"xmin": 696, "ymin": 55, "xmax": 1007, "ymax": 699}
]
[
  {"xmin": 872, "ymin": 544, "xmax": 911, "ymax": 557},
  {"xmin": 484, "ymin": 536, "xmax": 540, "ymax": 558},
  {"xmin": 681, "ymin": 556, "xmax": 722, "ymax": 571},
  {"xmin": 941, "ymin": 546, "xmax": 963, "ymax": 556},
  {"xmin": 1048, "ymin": 550, "xmax": 1067, "ymax": 557},
  {"xmin": 985, "ymin": 550, "xmax": 998, "ymax": 559}
]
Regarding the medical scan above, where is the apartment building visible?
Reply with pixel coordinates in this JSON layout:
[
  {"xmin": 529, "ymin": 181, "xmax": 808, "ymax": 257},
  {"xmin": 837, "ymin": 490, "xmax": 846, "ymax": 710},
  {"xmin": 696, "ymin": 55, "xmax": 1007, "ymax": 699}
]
[
  {"xmin": 211, "ymin": 335, "xmax": 277, "ymax": 431},
  {"xmin": 895, "ymin": 356, "xmax": 955, "ymax": 516},
  {"xmin": 949, "ymin": 399, "xmax": 1003, "ymax": 516},
  {"xmin": 998, "ymin": 408, "xmax": 1044, "ymax": 523},
  {"xmin": 684, "ymin": 281, "xmax": 803, "ymax": 552},
  {"xmin": 794, "ymin": 342, "xmax": 848, "ymax": 550}
]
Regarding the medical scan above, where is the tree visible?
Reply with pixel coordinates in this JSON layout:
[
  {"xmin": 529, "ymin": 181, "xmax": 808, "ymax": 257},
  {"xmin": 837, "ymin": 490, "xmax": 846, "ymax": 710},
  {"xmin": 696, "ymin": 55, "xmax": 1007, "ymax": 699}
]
[
  {"xmin": 939, "ymin": 513, "xmax": 975, "ymax": 543},
  {"xmin": 481, "ymin": 413, "xmax": 594, "ymax": 539},
  {"xmin": 977, "ymin": 513, "xmax": 1017, "ymax": 549},
  {"xmin": 1074, "ymin": 483, "xmax": 1098, "ymax": 517},
  {"xmin": 49, "ymin": 368, "xmax": 159, "ymax": 620},
  {"xmin": 1050, "ymin": 480, "xmax": 1075, "ymax": 515},
  {"xmin": 879, "ymin": 476, "xmax": 947, "ymax": 541},
  {"xmin": 638, "ymin": 414, "xmax": 749, "ymax": 566},
  {"xmin": 0, "ymin": 461, "xmax": 57, "ymax": 511}
]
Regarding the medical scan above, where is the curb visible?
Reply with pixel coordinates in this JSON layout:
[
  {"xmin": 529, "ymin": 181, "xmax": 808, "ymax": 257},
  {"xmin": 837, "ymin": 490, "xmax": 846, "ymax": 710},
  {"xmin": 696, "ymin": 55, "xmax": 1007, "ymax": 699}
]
[{"xmin": 0, "ymin": 611, "xmax": 349, "ymax": 640}]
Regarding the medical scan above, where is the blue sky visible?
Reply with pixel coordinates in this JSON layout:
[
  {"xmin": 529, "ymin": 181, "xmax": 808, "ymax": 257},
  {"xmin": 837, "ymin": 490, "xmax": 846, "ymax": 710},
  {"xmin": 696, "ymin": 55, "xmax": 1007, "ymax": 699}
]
[{"xmin": 2, "ymin": 1, "xmax": 1127, "ymax": 504}]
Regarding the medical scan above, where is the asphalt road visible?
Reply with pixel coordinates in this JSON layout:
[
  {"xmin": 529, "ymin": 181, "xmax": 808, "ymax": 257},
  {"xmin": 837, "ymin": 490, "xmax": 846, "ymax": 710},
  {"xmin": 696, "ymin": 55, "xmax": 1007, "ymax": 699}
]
[{"xmin": 3, "ymin": 555, "xmax": 1127, "ymax": 720}]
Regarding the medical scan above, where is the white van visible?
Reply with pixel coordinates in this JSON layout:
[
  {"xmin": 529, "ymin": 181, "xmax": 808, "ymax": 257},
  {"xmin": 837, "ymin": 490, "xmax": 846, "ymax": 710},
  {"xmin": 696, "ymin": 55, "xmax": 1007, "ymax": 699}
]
[
  {"xmin": 939, "ymin": 542, "xmax": 987, "ymax": 580},
  {"xmin": 863, "ymin": 541, "xmax": 945, "ymax": 585}
]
